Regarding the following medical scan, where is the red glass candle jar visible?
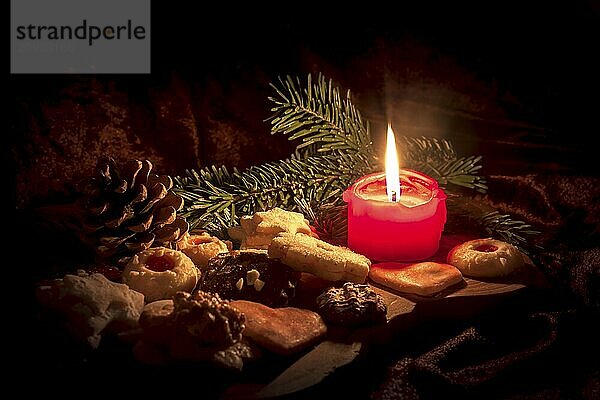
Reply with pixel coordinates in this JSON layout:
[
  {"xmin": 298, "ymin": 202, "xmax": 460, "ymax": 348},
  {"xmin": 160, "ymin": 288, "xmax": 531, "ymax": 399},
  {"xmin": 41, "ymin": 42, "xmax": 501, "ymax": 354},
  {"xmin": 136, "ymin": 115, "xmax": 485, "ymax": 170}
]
[{"xmin": 343, "ymin": 169, "xmax": 447, "ymax": 262}]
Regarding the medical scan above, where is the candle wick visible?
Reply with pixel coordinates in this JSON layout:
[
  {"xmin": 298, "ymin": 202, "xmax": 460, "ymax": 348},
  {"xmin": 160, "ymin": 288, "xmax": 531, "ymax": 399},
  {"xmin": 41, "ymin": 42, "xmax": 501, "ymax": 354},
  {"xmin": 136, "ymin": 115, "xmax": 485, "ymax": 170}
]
[{"xmin": 391, "ymin": 191, "xmax": 397, "ymax": 202}]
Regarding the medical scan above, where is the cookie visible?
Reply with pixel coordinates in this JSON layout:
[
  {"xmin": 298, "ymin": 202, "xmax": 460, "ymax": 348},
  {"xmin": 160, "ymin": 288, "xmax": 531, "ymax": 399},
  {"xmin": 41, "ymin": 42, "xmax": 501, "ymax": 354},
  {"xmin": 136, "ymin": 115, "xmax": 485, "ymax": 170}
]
[
  {"xmin": 135, "ymin": 291, "xmax": 253, "ymax": 369},
  {"xmin": 229, "ymin": 207, "xmax": 312, "ymax": 250},
  {"xmin": 123, "ymin": 247, "xmax": 198, "ymax": 302},
  {"xmin": 369, "ymin": 262, "xmax": 463, "ymax": 296},
  {"xmin": 139, "ymin": 299, "xmax": 175, "ymax": 330},
  {"xmin": 198, "ymin": 251, "xmax": 300, "ymax": 307},
  {"xmin": 231, "ymin": 300, "xmax": 326, "ymax": 355},
  {"xmin": 316, "ymin": 282, "xmax": 387, "ymax": 326},
  {"xmin": 178, "ymin": 232, "xmax": 230, "ymax": 269},
  {"xmin": 447, "ymin": 238, "xmax": 525, "ymax": 277},
  {"xmin": 268, "ymin": 232, "xmax": 370, "ymax": 283},
  {"xmin": 37, "ymin": 271, "xmax": 145, "ymax": 348},
  {"xmin": 245, "ymin": 207, "xmax": 311, "ymax": 235}
]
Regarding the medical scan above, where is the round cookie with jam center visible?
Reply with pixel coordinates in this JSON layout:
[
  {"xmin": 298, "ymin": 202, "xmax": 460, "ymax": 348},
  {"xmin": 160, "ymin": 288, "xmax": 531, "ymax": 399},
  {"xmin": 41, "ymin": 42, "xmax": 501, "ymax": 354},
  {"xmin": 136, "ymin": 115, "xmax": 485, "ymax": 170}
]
[
  {"xmin": 447, "ymin": 238, "xmax": 525, "ymax": 278},
  {"xmin": 123, "ymin": 247, "xmax": 198, "ymax": 302},
  {"xmin": 178, "ymin": 232, "xmax": 230, "ymax": 269}
]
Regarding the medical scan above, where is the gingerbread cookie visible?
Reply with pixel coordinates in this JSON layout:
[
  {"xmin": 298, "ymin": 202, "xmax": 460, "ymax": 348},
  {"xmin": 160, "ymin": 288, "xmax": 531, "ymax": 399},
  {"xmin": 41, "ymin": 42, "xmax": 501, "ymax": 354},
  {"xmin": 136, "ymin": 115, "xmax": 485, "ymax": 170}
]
[
  {"xmin": 231, "ymin": 300, "xmax": 327, "ymax": 355},
  {"xmin": 37, "ymin": 271, "xmax": 144, "ymax": 348},
  {"xmin": 123, "ymin": 247, "xmax": 198, "ymax": 302},
  {"xmin": 447, "ymin": 238, "xmax": 525, "ymax": 278},
  {"xmin": 269, "ymin": 233, "xmax": 370, "ymax": 283},
  {"xmin": 370, "ymin": 262, "xmax": 463, "ymax": 296},
  {"xmin": 316, "ymin": 282, "xmax": 387, "ymax": 326},
  {"xmin": 228, "ymin": 207, "xmax": 313, "ymax": 250},
  {"xmin": 178, "ymin": 232, "xmax": 230, "ymax": 269},
  {"xmin": 198, "ymin": 251, "xmax": 300, "ymax": 307}
]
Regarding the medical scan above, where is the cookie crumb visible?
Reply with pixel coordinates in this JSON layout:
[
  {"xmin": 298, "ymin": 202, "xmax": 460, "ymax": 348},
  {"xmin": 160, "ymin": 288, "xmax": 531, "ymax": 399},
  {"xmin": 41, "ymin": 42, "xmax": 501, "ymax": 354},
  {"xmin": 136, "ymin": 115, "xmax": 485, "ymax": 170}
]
[
  {"xmin": 236, "ymin": 278, "xmax": 244, "ymax": 291},
  {"xmin": 246, "ymin": 269, "xmax": 260, "ymax": 285},
  {"xmin": 254, "ymin": 279, "xmax": 265, "ymax": 292}
]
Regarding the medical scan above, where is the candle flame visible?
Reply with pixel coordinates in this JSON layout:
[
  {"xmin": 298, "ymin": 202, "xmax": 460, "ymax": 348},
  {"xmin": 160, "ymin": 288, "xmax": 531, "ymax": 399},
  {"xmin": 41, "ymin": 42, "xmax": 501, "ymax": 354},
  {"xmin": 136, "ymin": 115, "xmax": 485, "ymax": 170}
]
[{"xmin": 385, "ymin": 124, "xmax": 401, "ymax": 202}]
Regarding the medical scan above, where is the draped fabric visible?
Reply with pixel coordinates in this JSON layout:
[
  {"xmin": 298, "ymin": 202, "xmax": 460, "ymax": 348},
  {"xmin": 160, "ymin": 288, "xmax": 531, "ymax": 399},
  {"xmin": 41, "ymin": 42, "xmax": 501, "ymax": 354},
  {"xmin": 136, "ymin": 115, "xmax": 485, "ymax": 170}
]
[{"xmin": 373, "ymin": 174, "xmax": 599, "ymax": 399}]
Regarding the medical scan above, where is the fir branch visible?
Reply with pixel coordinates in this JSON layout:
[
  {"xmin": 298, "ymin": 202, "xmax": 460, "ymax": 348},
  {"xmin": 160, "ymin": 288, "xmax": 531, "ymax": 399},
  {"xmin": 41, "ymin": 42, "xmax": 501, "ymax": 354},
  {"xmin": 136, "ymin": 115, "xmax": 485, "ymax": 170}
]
[
  {"xmin": 293, "ymin": 198, "xmax": 348, "ymax": 245},
  {"xmin": 481, "ymin": 211, "xmax": 541, "ymax": 254},
  {"xmin": 269, "ymin": 73, "xmax": 375, "ymax": 171},
  {"xmin": 399, "ymin": 135, "xmax": 457, "ymax": 165},
  {"xmin": 174, "ymin": 154, "xmax": 354, "ymax": 235},
  {"xmin": 174, "ymin": 73, "xmax": 537, "ymax": 253},
  {"xmin": 448, "ymin": 196, "xmax": 541, "ymax": 254},
  {"xmin": 175, "ymin": 74, "xmax": 377, "ymax": 237},
  {"xmin": 399, "ymin": 135, "xmax": 488, "ymax": 193}
]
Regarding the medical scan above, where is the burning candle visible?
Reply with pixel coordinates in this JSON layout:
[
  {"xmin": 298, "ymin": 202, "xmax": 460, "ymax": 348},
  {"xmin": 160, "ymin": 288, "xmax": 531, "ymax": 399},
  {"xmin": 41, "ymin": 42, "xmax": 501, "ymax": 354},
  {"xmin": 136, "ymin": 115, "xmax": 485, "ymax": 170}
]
[{"xmin": 343, "ymin": 125, "xmax": 447, "ymax": 261}]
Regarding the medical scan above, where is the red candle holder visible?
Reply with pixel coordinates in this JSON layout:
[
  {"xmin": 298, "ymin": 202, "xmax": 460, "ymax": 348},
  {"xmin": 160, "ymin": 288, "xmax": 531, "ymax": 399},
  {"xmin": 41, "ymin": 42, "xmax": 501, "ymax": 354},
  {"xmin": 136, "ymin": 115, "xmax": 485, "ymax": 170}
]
[{"xmin": 343, "ymin": 169, "xmax": 447, "ymax": 262}]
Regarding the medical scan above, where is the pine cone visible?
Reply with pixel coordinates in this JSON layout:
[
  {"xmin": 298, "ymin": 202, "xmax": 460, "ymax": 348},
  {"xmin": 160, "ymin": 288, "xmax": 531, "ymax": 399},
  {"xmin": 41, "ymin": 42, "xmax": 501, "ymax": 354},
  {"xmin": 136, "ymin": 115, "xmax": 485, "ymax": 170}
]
[{"xmin": 82, "ymin": 156, "xmax": 188, "ymax": 260}]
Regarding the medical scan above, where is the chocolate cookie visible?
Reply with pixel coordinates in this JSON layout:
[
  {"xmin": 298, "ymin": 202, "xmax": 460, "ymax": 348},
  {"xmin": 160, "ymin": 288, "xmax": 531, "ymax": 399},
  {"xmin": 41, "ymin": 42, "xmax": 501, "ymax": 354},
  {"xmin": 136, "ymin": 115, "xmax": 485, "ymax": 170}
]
[
  {"xmin": 316, "ymin": 282, "xmax": 387, "ymax": 326},
  {"xmin": 198, "ymin": 251, "xmax": 300, "ymax": 307}
]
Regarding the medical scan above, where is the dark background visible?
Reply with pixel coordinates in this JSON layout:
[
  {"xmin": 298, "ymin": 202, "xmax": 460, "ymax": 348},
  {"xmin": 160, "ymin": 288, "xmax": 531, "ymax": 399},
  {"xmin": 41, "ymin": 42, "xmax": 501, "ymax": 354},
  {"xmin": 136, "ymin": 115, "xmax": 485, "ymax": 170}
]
[
  {"xmin": 10, "ymin": 1, "xmax": 600, "ymax": 209},
  {"xmin": 11, "ymin": 1, "xmax": 600, "ymax": 398}
]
